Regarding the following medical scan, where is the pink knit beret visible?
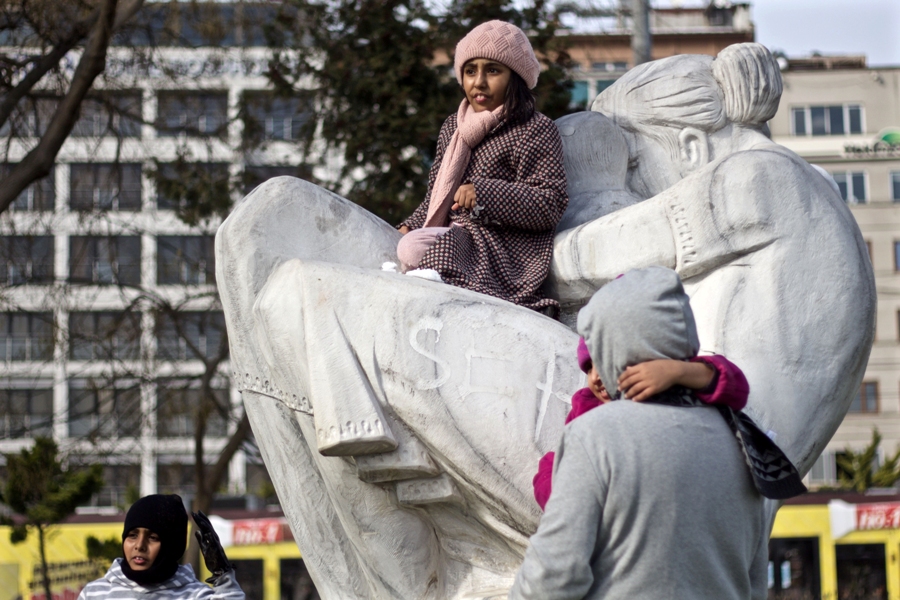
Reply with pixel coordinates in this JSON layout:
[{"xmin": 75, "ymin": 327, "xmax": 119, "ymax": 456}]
[{"xmin": 454, "ymin": 20, "xmax": 541, "ymax": 89}]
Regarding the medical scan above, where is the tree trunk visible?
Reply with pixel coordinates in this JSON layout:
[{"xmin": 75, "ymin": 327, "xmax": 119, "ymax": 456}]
[
  {"xmin": 37, "ymin": 524, "xmax": 52, "ymax": 600},
  {"xmin": 184, "ymin": 411, "xmax": 252, "ymax": 574}
]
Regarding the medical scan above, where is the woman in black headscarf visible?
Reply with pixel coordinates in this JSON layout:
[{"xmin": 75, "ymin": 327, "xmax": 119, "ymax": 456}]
[{"xmin": 78, "ymin": 494, "xmax": 245, "ymax": 599}]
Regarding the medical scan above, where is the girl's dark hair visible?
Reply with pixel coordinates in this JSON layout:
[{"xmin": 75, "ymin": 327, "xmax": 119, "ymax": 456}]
[{"xmin": 504, "ymin": 71, "xmax": 535, "ymax": 124}]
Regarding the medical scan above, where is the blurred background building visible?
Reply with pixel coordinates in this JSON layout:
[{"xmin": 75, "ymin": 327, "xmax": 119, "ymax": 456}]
[
  {"xmin": 2, "ymin": 0, "xmax": 899, "ymax": 598},
  {"xmin": 769, "ymin": 55, "xmax": 900, "ymax": 487}
]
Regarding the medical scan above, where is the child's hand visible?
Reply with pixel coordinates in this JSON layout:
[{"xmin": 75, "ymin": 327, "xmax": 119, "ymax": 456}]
[
  {"xmin": 452, "ymin": 184, "xmax": 477, "ymax": 210},
  {"xmin": 618, "ymin": 360, "xmax": 687, "ymax": 402},
  {"xmin": 399, "ymin": 225, "xmax": 410, "ymax": 235}
]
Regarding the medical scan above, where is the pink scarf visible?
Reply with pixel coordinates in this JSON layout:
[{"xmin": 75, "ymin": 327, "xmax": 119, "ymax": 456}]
[{"xmin": 424, "ymin": 100, "xmax": 503, "ymax": 227}]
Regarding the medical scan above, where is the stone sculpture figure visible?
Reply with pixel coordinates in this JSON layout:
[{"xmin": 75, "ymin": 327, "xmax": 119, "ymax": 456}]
[{"xmin": 215, "ymin": 43, "xmax": 875, "ymax": 599}]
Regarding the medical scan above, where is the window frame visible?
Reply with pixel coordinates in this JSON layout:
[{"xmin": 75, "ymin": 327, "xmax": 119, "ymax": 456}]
[
  {"xmin": 832, "ymin": 170, "xmax": 868, "ymax": 204},
  {"xmin": 241, "ymin": 91, "xmax": 311, "ymax": 144},
  {"xmin": 69, "ymin": 163, "xmax": 142, "ymax": 212},
  {"xmin": 67, "ymin": 378, "xmax": 142, "ymax": 439},
  {"xmin": 154, "ymin": 310, "xmax": 228, "ymax": 362},
  {"xmin": 0, "ymin": 235, "xmax": 55, "ymax": 285},
  {"xmin": 156, "ymin": 91, "xmax": 229, "ymax": 139},
  {"xmin": 791, "ymin": 104, "xmax": 865, "ymax": 137},
  {"xmin": 0, "ymin": 164, "xmax": 55, "ymax": 211},
  {"xmin": 0, "ymin": 387, "xmax": 54, "ymax": 439},
  {"xmin": 71, "ymin": 91, "xmax": 143, "ymax": 139},
  {"xmin": 0, "ymin": 312, "xmax": 54, "ymax": 362},
  {"xmin": 68, "ymin": 310, "xmax": 142, "ymax": 361},
  {"xmin": 68, "ymin": 235, "xmax": 142, "ymax": 285},
  {"xmin": 156, "ymin": 378, "xmax": 230, "ymax": 438},
  {"xmin": 848, "ymin": 381, "xmax": 879, "ymax": 414},
  {"xmin": 156, "ymin": 235, "xmax": 216, "ymax": 285}
]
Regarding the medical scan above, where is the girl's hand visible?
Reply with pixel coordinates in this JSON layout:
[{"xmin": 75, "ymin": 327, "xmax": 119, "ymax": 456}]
[
  {"xmin": 618, "ymin": 360, "xmax": 685, "ymax": 401},
  {"xmin": 618, "ymin": 360, "xmax": 715, "ymax": 401},
  {"xmin": 452, "ymin": 184, "xmax": 477, "ymax": 210},
  {"xmin": 399, "ymin": 225, "xmax": 410, "ymax": 235}
]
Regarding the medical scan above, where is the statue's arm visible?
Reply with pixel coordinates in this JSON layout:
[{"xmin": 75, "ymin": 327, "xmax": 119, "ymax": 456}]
[
  {"xmin": 548, "ymin": 196, "xmax": 677, "ymax": 306},
  {"xmin": 509, "ymin": 430, "xmax": 604, "ymax": 599},
  {"xmin": 470, "ymin": 116, "xmax": 568, "ymax": 232},
  {"xmin": 549, "ymin": 155, "xmax": 780, "ymax": 305}
]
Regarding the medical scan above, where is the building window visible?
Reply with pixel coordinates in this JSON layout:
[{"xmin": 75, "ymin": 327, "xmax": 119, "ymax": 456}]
[
  {"xmin": 590, "ymin": 62, "xmax": 628, "ymax": 72},
  {"xmin": 836, "ymin": 544, "xmax": 887, "ymax": 600},
  {"xmin": 832, "ymin": 171, "xmax": 867, "ymax": 203},
  {"xmin": 0, "ymin": 312, "xmax": 54, "ymax": 362},
  {"xmin": 68, "ymin": 380, "xmax": 141, "ymax": 438},
  {"xmin": 157, "ymin": 461, "xmax": 218, "ymax": 495},
  {"xmin": 0, "ymin": 96, "xmax": 58, "ymax": 137},
  {"xmin": 569, "ymin": 81, "xmax": 589, "ymax": 110},
  {"xmin": 241, "ymin": 92, "xmax": 310, "ymax": 143},
  {"xmin": 0, "ymin": 236, "xmax": 54, "ymax": 285},
  {"xmin": 0, "ymin": 165, "xmax": 55, "ymax": 211},
  {"xmin": 849, "ymin": 381, "xmax": 878, "ymax": 413},
  {"xmin": 72, "ymin": 92, "xmax": 142, "ymax": 138},
  {"xmin": 892, "ymin": 172, "xmax": 900, "ymax": 202},
  {"xmin": 69, "ymin": 236, "xmax": 141, "ymax": 285},
  {"xmin": 70, "ymin": 163, "xmax": 142, "ymax": 211},
  {"xmin": 156, "ymin": 91, "xmax": 228, "ymax": 138},
  {"xmin": 807, "ymin": 452, "xmax": 836, "ymax": 485},
  {"xmin": 94, "ymin": 465, "xmax": 140, "ymax": 507},
  {"xmin": 155, "ymin": 162, "xmax": 230, "ymax": 211},
  {"xmin": 0, "ymin": 388, "xmax": 53, "ymax": 439},
  {"xmin": 155, "ymin": 310, "xmax": 227, "ymax": 361},
  {"xmin": 792, "ymin": 104, "xmax": 863, "ymax": 136},
  {"xmin": 157, "ymin": 380, "xmax": 229, "ymax": 438},
  {"xmin": 156, "ymin": 236, "xmax": 215, "ymax": 285},
  {"xmin": 241, "ymin": 165, "xmax": 312, "ymax": 195},
  {"xmin": 68, "ymin": 311, "xmax": 141, "ymax": 361},
  {"xmin": 596, "ymin": 79, "xmax": 617, "ymax": 95},
  {"xmin": 768, "ymin": 538, "xmax": 820, "ymax": 597}
]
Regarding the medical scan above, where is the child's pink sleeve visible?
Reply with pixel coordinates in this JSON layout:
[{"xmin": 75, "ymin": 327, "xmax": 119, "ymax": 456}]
[
  {"xmin": 690, "ymin": 355, "xmax": 749, "ymax": 410},
  {"xmin": 533, "ymin": 451, "xmax": 555, "ymax": 510},
  {"xmin": 566, "ymin": 388, "xmax": 603, "ymax": 423},
  {"xmin": 533, "ymin": 388, "xmax": 604, "ymax": 510}
]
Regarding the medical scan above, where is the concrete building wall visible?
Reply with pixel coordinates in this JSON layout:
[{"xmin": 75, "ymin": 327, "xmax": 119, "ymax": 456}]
[{"xmin": 772, "ymin": 64, "xmax": 900, "ymax": 484}]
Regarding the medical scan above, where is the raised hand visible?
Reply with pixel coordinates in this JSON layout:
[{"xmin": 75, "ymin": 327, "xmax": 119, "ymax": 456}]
[{"xmin": 191, "ymin": 510, "xmax": 233, "ymax": 583}]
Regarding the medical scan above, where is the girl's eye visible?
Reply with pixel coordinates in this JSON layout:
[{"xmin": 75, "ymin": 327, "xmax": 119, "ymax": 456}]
[{"xmin": 149, "ymin": 535, "xmax": 160, "ymax": 542}]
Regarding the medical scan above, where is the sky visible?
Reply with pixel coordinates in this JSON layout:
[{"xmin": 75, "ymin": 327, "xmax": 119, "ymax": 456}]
[{"xmin": 748, "ymin": 0, "xmax": 900, "ymax": 66}]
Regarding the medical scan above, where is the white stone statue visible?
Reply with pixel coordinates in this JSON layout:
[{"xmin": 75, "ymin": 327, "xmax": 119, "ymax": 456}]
[{"xmin": 215, "ymin": 43, "xmax": 875, "ymax": 599}]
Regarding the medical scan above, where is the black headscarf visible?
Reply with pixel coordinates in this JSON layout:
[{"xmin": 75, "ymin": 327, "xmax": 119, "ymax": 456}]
[{"xmin": 120, "ymin": 494, "xmax": 188, "ymax": 586}]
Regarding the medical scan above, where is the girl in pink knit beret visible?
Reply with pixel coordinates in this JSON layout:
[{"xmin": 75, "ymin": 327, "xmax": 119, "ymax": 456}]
[{"xmin": 397, "ymin": 20, "xmax": 568, "ymax": 317}]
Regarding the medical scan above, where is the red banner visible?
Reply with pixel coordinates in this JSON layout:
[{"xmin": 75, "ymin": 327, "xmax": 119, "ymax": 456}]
[
  {"xmin": 856, "ymin": 502, "xmax": 900, "ymax": 531},
  {"xmin": 232, "ymin": 518, "xmax": 286, "ymax": 546}
]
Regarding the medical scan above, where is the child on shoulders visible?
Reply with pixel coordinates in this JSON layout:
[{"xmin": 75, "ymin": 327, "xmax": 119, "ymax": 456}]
[{"xmin": 533, "ymin": 337, "xmax": 749, "ymax": 509}]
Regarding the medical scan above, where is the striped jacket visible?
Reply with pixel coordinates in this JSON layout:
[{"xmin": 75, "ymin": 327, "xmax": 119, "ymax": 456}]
[{"xmin": 77, "ymin": 559, "xmax": 245, "ymax": 599}]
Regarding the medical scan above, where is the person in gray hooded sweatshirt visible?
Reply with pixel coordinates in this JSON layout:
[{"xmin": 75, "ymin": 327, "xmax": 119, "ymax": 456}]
[{"xmin": 510, "ymin": 266, "xmax": 770, "ymax": 600}]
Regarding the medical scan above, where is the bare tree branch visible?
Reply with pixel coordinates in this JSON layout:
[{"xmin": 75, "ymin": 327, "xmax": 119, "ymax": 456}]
[
  {"xmin": 0, "ymin": 0, "xmax": 146, "ymax": 214},
  {"xmin": 206, "ymin": 412, "xmax": 251, "ymax": 497},
  {"xmin": 0, "ymin": 3, "xmax": 98, "ymax": 131}
]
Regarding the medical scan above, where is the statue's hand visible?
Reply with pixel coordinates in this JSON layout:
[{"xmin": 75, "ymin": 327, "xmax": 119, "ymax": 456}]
[{"xmin": 191, "ymin": 510, "xmax": 233, "ymax": 583}]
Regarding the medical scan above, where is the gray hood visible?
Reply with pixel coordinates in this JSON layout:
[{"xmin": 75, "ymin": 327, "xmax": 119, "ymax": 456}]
[{"xmin": 576, "ymin": 267, "xmax": 700, "ymax": 398}]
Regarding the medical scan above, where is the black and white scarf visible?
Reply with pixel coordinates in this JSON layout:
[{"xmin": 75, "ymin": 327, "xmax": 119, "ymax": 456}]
[{"xmin": 648, "ymin": 387, "xmax": 807, "ymax": 500}]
